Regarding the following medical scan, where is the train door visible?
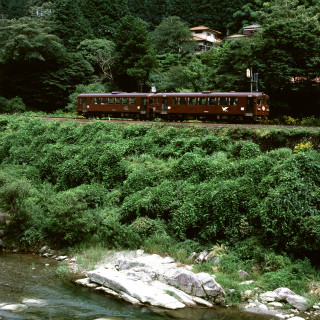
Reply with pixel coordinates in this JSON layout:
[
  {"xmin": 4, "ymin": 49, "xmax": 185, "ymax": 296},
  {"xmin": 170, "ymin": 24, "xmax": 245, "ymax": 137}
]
[
  {"xmin": 161, "ymin": 96, "xmax": 167, "ymax": 114},
  {"xmin": 141, "ymin": 98, "xmax": 147, "ymax": 114},
  {"xmin": 82, "ymin": 97, "xmax": 87, "ymax": 112},
  {"xmin": 246, "ymin": 96, "xmax": 253, "ymax": 115}
]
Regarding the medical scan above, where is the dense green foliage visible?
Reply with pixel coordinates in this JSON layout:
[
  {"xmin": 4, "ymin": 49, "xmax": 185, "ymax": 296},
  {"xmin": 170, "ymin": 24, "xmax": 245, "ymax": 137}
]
[
  {"xmin": 1, "ymin": 116, "xmax": 320, "ymax": 259},
  {"xmin": 0, "ymin": 0, "xmax": 319, "ymax": 115}
]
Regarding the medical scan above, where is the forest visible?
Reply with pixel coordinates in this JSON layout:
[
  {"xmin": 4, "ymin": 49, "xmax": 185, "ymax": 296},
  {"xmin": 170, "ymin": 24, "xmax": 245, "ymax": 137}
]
[{"xmin": 0, "ymin": 0, "xmax": 320, "ymax": 117}]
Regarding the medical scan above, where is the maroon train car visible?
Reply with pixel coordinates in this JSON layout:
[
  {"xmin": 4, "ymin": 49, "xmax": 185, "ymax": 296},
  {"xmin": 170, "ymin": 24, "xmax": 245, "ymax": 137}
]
[{"xmin": 77, "ymin": 91, "xmax": 270, "ymax": 121}]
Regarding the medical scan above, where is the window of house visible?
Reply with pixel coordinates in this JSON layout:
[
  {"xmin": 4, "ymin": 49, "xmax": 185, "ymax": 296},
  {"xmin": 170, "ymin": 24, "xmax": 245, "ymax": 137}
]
[
  {"xmin": 129, "ymin": 97, "xmax": 136, "ymax": 104},
  {"xmin": 208, "ymin": 97, "xmax": 216, "ymax": 105},
  {"xmin": 108, "ymin": 97, "xmax": 114, "ymax": 104},
  {"xmin": 218, "ymin": 97, "xmax": 228, "ymax": 105},
  {"xmin": 230, "ymin": 97, "xmax": 238, "ymax": 106},
  {"xmin": 199, "ymin": 97, "xmax": 206, "ymax": 105},
  {"xmin": 179, "ymin": 97, "xmax": 187, "ymax": 105}
]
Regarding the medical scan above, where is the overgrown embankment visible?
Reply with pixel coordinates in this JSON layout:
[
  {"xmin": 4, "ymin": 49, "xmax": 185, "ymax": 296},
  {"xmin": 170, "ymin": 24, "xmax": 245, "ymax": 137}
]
[{"xmin": 1, "ymin": 115, "xmax": 320, "ymax": 304}]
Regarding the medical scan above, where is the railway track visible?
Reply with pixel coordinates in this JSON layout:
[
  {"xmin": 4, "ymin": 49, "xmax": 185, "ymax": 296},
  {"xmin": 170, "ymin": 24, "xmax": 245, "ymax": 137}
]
[{"xmin": 35, "ymin": 115, "xmax": 320, "ymax": 130}]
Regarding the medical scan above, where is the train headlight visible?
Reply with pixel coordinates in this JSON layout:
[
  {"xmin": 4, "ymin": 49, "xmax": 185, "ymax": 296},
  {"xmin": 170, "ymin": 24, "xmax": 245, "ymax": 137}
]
[{"xmin": 240, "ymin": 107, "xmax": 245, "ymax": 111}]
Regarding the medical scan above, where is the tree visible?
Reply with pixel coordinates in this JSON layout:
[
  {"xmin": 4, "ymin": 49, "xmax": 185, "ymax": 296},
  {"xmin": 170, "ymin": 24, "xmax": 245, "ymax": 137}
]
[
  {"xmin": 51, "ymin": 0, "xmax": 93, "ymax": 50},
  {"xmin": 81, "ymin": 0, "xmax": 129, "ymax": 38},
  {"xmin": 199, "ymin": 39, "xmax": 255, "ymax": 92},
  {"xmin": 113, "ymin": 15, "xmax": 156, "ymax": 92},
  {"xmin": 255, "ymin": 0, "xmax": 320, "ymax": 116},
  {"xmin": 150, "ymin": 16, "xmax": 197, "ymax": 57},
  {"xmin": 0, "ymin": 18, "xmax": 93, "ymax": 110},
  {"xmin": 77, "ymin": 39, "xmax": 115, "ymax": 82}
]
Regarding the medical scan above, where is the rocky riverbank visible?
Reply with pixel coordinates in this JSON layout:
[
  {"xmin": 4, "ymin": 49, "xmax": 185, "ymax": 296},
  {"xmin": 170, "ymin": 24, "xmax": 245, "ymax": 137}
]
[{"xmin": 36, "ymin": 247, "xmax": 320, "ymax": 320}]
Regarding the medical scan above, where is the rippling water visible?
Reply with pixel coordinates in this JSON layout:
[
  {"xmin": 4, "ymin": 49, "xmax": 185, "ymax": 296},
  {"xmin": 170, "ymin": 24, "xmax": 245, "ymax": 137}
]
[{"xmin": 0, "ymin": 253, "xmax": 274, "ymax": 320}]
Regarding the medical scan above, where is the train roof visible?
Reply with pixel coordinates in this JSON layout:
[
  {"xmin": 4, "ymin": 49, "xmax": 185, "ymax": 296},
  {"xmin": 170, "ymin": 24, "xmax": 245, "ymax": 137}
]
[{"xmin": 78, "ymin": 92, "xmax": 268, "ymax": 97}]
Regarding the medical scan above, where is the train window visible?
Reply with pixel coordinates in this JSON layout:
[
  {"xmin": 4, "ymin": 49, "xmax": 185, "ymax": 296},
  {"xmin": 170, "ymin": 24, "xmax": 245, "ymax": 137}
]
[
  {"xmin": 172, "ymin": 97, "xmax": 177, "ymax": 105},
  {"xmin": 188, "ymin": 97, "xmax": 196, "ymax": 105},
  {"xmin": 115, "ymin": 97, "xmax": 121, "ymax": 104},
  {"xmin": 108, "ymin": 97, "xmax": 114, "ymax": 104},
  {"xmin": 178, "ymin": 97, "xmax": 187, "ymax": 105},
  {"xmin": 230, "ymin": 97, "xmax": 238, "ymax": 106},
  {"xmin": 129, "ymin": 97, "xmax": 136, "ymax": 104},
  {"xmin": 149, "ymin": 98, "xmax": 154, "ymax": 104},
  {"xmin": 122, "ymin": 97, "xmax": 128, "ymax": 104},
  {"xmin": 218, "ymin": 97, "xmax": 228, "ymax": 105},
  {"xmin": 199, "ymin": 97, "xmax": 206, "ymax": 105},
  {"xmin": 257, "ymin": 98, "xmax": 262, "ymax": 105},
  {"xmin": 95, "ymin": 97, "xmax": 100, "ymax": 104},
  {"xmin": 101, "ymin": 97, "xmax": 107, "ymax": 104},
  {"xmin": 208, "ymin": 97, "xmax": 216, "ymax": 105},
  {"xmin": 90, "ymin": 98, "xmax": 94, "ymax": 104}
]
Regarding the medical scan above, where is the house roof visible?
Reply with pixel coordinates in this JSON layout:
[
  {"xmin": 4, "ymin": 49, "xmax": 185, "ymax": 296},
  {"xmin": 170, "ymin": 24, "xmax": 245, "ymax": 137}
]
[
  {"xmin": 243, "ymin": 24, "xmax": 261, "ymax": 30},
  {"xmin": 190, "ymin": 25, "xmax": 221, "ymax": 35}
]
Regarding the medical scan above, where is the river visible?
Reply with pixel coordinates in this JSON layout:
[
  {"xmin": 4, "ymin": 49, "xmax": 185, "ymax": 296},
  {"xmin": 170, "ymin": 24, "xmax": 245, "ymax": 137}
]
[{"xmin": 0, "ymin": 253, "xmax": 275, "ymax": 320}]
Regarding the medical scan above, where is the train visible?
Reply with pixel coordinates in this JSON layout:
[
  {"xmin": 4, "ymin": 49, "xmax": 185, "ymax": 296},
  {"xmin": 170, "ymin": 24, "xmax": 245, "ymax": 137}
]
[{"xmin": 77, "ymin": 91, "xmax": 270, "ymax": 121}]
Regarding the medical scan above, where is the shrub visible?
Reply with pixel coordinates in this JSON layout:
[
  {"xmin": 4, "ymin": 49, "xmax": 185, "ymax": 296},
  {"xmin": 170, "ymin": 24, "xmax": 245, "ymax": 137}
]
[{"xmin": 46, "ymin": 188, "xmax": 100, "ymax": 246}]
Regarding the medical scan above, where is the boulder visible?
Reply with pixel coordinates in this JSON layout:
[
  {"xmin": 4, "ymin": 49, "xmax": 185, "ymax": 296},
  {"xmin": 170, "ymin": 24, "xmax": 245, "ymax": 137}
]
[
  {"xmin": 274, "ymin": 288, "xmax": 309, "ymax": 311},
  {"xmin": 87, "ymin": 268, "xmax": 185, "ymax": 309},
  {"xmin": 260, "ymin": 291, "xmax": 280, "ymax": 303},
  {"xmin": 84, "ymin": 254, "xmax": 226, "ymax": 309},
  {"xmin": 195, "ymin": 250, "xmax": 208, "ymax": 264}
]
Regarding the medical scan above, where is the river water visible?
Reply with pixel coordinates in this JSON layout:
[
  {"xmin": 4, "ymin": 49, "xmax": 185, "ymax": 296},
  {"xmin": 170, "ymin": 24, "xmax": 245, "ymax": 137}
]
[{"xmin": 0, "ymin": 253, "xmax": 275, "ymax": 320}]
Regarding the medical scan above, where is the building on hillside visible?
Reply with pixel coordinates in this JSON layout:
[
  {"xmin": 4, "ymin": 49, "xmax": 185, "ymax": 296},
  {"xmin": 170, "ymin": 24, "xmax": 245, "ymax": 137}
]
[
  {"xmin": 190, "ymin": 26, "xmax": 221, "ymax": 53},
  {"xmin": 225, "ymin": 24, "xmax": 261, "ymax": 40}
]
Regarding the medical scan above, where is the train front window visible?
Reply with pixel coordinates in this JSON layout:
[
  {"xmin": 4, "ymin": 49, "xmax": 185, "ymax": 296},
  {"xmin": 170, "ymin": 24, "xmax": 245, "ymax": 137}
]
[
  {"xmin": 199, "ymin": 97, "xmax": 206, "ymax": 105},
  {"xmin": 230, "ymin": 97, "xmax": 238, "ymax": 106},
  {"xmin": 179, "ymin": 97, "xmax": 187, "ymax": 105},
  {"xmin": 218, "ymin": 97, "xmax": 228, "ymax": 105},
  {"xmin": 257, "ymin": 98, "xmax": 262, "ymax": 105},
  {"xmin": 108, "ymin": 97, "xmax": 114, "ymax": 104},
  {"xmin": 188, "ymin": 97, "xmax": 196, "ymax": 105},
  {"xmin": 208, "ymin": 97, "xmax": 216, "ymax": 105},
  {"xmin": 129, "ymin": 98, "xmax": 136, "ymax": 104}
]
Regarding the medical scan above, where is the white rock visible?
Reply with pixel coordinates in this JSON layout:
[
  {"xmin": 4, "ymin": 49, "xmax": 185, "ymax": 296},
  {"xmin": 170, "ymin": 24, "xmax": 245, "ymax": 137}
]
[
  {"xmin": 258, "ymin": 304, "xmax": 269, "ymax": 310},
  {"xmin": 56, "ymin": 256, "xmax": 68, "ymax": 261},
  {"xmin": 268, "ymin": 302, "xmax": 283, "ymax": 308},
  {"xmin": 75, "ymin": 278, "xmax": 98, "ymax": 288},
  {"xmin": 1, "ymin": 304, "xmax": 28, "ymax": 312},
  {"xmin": 287, "ymin": 317, "xmax": 305, "ymax": 320},
  {"xmin": 22, "ymin": 298, "xmax": 48, "ymax": 306},
  {"xmin": 87, "ymin": 268, "xmax": 185, "ymax": 309},
  {"xmin": 260, "ymin": 291, "xmax": 280, "ymax": 302},
  {"xmin": 275, "ymin": 314, "xmax": 286, "ymax": 319},
  {"xmin": 274, "ymin": 288, "xmax": 309, "ymax": 311},
  {"xmin": 192, "ymin": 297, "xmax": 213, "ymax": 307},
  {"xmin": 240, "ymin": 280, "xmax": 254, "ymax": 285}
]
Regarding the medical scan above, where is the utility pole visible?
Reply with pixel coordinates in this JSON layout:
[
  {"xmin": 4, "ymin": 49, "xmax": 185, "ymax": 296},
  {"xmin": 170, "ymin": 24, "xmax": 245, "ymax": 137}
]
[{"xmin": 246, "ymin": 68, "xmax": 259, "ymax": 92}]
